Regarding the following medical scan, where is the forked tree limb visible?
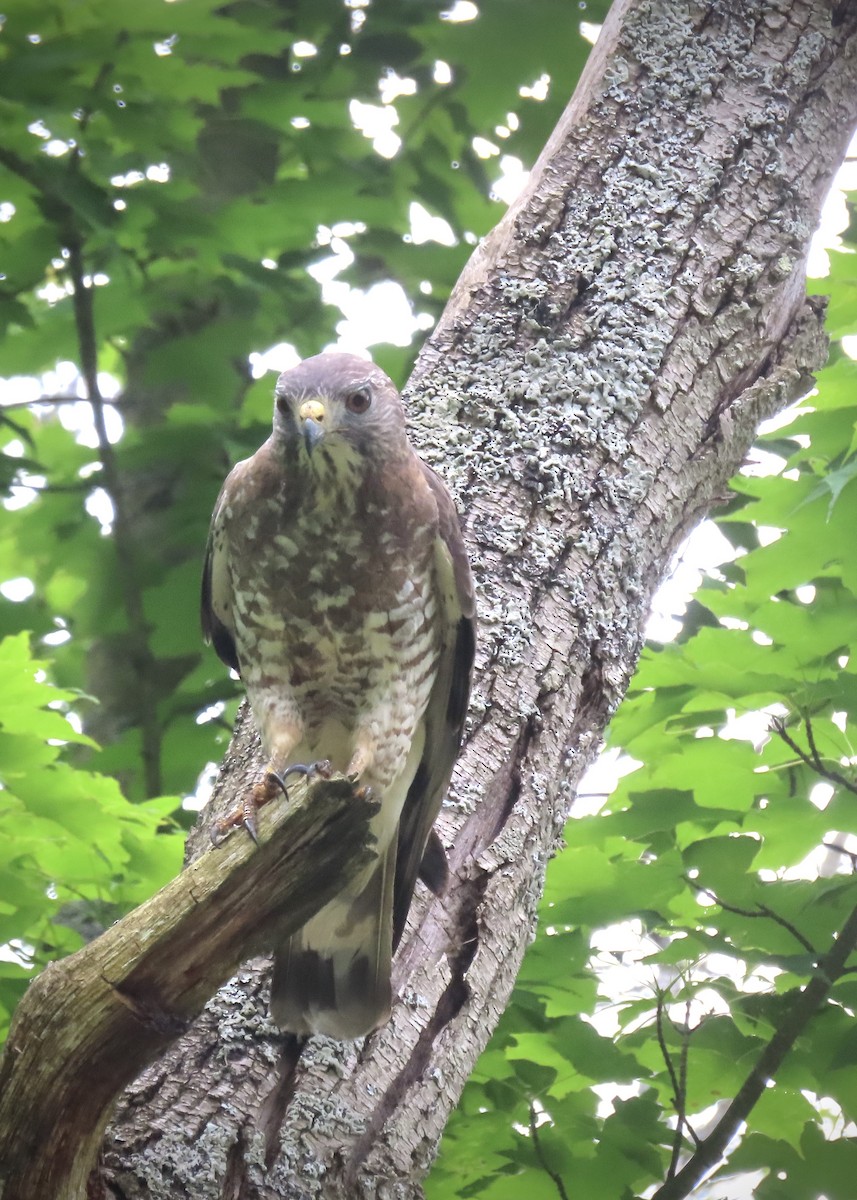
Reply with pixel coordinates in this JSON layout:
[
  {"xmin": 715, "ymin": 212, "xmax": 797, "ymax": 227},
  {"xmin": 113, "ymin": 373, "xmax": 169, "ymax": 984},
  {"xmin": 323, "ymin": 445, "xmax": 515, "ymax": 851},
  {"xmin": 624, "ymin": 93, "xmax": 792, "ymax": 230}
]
[{"xmin": 0, "ymin": 778, "xmax": 376, "ymax": 1200}]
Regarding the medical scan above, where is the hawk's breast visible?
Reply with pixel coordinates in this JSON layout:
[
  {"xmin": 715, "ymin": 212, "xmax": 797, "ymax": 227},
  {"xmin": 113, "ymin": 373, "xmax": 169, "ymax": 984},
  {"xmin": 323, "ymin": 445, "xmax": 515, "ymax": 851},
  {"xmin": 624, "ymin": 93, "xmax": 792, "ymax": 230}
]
[{"xmin": 225, "ymin": 480, "xmax": 440, "ymax": 783}]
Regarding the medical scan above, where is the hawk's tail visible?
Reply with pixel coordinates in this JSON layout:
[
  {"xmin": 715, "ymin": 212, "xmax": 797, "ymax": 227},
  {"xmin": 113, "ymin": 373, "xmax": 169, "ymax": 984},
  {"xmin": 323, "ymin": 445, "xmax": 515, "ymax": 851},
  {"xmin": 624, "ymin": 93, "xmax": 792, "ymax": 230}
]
[{"xmin": 269, "ymin": 843, "xmax": 395, "ymax": 1039}]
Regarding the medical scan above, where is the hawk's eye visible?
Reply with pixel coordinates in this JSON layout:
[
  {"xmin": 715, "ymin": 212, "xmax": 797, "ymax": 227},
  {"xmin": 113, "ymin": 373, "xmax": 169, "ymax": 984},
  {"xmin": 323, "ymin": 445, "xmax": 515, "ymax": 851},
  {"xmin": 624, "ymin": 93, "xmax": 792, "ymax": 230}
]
[{"xmin": 345, "ymin": 387, "xmax": 371, "ymax": 415}]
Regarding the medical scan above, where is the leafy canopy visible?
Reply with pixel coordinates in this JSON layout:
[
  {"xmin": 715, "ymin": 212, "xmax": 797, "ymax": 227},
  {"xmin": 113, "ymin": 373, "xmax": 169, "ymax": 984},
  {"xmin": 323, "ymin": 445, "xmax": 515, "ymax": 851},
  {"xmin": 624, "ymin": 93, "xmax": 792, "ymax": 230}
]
[{"xmin": 0, "ymin": 632, "xmax": 181, "ymax": 1033}]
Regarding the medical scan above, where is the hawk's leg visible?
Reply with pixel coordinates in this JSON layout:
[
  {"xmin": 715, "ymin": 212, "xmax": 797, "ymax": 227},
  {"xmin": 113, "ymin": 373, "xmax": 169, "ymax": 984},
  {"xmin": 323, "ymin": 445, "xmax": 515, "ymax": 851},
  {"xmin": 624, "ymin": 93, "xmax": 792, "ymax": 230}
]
[
  {"xmin": 346, "ymin": 737, "xmax": 377, "ymax": 805},
  {"xmin": 211, "ymin": 758, "xmax": 332, "ymax": 847}
]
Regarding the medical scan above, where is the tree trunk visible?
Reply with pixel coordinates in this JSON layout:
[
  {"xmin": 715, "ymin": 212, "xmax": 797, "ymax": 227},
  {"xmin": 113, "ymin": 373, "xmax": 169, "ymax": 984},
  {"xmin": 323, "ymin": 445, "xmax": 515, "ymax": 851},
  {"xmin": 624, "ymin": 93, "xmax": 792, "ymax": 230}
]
[{"xmin": 98, "ymin": 1, "xmax": 857, "ymax": 1197}]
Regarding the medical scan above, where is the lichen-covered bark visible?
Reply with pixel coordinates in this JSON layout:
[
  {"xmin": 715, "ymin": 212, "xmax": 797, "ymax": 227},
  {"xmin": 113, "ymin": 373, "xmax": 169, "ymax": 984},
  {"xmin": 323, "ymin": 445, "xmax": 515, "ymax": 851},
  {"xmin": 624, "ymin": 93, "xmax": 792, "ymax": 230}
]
[{"xmin": 98, "ymin": 2, "xmax": 857, "ymax": 1198}]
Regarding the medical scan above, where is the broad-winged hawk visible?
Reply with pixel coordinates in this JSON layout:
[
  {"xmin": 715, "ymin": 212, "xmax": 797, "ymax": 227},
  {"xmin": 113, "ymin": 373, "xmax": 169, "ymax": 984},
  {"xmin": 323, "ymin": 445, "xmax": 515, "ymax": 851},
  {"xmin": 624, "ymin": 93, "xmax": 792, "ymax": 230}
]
[{"xmin": 201, "ymin": 353, "xmax": 475, "ymax": 1038}]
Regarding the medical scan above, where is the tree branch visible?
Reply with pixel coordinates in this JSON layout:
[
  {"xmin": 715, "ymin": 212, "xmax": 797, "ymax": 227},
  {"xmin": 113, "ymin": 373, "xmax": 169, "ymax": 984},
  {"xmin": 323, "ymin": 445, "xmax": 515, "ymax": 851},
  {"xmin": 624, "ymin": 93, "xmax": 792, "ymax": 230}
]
[
  {"xmin": 693, "ymin": 881, "xmax": 819, "ymax": 959},
  {"xmin": 650, "ymin": 897, "xmax": 857, "ymax": 1200},
  {"xmin": 773, "ymin": 715, "xmax": 857, "ymax": 799},
  {"xmin": 0, "ymin": 398, "xmax": 93, "ymax": 412},
  {"xmin": 823, "ymin": 840, "xmax": 857, "ymax": 871},
  {"xmin": 677, "ymin": 1003, "xmax": 695, "ymax": 1149},
  {"xmin": 656, "ymin": 993, "xmax": 696, "ymax": 1179},
  {"xmin": 0, "ymin": 777, "xmax": 377, "ymax": 1200},
  {"xmin": 66, "ymin": 237, "xmax": 163, "ymax": 796},
  {"xmin": 529, "ymin": 1103, "xmax": 570, "ymax": 1200},
  {"xmin": 8, "ymin": 478, "xmax": 95, "ymax": 495},
  {"xmin": 0, "ymin": 394, "xmax": 115, "ymax": 411}
]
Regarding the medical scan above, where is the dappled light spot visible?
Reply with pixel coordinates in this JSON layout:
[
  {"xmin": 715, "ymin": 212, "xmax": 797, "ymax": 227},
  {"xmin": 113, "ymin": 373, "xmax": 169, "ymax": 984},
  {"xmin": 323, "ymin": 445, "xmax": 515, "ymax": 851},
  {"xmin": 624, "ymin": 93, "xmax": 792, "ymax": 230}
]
[
  {"xmin": 0, "ymin": 577, "xmax": 35, "ymax": 602},
  {"xmin": 441, "ymin": 1, "xmax": 478, "ymax": 23},
  {"xmin": 409, "ymin": 202, "xmax": 457, "ymax": 247},
  {"xmin": 519, "ymin": 72, "xmax": 550, "ymax": 101}
]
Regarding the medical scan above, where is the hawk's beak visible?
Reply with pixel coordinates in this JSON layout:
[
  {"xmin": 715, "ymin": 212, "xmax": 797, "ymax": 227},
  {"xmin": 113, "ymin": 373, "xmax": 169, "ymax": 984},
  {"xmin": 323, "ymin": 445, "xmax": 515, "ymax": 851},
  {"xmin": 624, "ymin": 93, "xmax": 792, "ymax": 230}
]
[{"xmin": 298, "ymin": 399, "xmax": 326, "ymax": 453}]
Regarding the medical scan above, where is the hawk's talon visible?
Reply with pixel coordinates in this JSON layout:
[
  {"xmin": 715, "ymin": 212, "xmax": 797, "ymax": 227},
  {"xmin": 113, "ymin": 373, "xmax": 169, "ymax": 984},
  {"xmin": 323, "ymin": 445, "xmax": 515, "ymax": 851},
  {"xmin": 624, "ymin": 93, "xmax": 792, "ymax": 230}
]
[
  {"xmin": 280, "ymin": 759, "xmax": 333, "ymax": 787},
  {"xmin": 210, "ymin": 806, "xmax": 255, "ymax": 848},
  {"xmin": 210, "ymin": 774, "xmax": 279, "ymax": 848},
  {"xmin": 265, "ymin": 759, "xmax": 333, "ymax": 801},
  {"xmin": 243, "ymin": 808, "xmax": 260, "ymax": 846},
  {"xmin": 211, "ymin": 761, "xmax": 336, "ymax": 848},
  {"xmin": 266, "ymin": 770, "xmax": 290, "ymax": 799}
]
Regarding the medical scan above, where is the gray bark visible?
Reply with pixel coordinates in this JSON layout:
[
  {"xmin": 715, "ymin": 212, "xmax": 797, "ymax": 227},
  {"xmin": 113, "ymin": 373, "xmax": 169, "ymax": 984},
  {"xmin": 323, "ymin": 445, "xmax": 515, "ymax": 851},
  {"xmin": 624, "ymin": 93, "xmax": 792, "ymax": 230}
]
[{"xmin": 99, "ymin": 1, "xmax": 857, "ymax": 1197}]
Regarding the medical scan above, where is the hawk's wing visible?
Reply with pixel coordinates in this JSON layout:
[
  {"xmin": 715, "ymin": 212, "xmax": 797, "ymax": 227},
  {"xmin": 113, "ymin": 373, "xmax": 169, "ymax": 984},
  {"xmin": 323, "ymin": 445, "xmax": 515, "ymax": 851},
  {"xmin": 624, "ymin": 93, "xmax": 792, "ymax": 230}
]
[
  {"xmin": 392, "ymin": 461, "xmax": 476, "ymax": 948},
  {"xmin": 201, "ymin": 468, "xmax": 243, "ymax": 675}
]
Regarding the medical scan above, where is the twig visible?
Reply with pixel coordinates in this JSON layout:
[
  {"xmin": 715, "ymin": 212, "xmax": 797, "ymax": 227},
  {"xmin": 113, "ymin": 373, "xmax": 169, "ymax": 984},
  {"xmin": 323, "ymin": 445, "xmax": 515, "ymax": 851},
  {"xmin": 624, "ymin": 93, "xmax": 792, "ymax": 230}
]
[
  {"xmin": 0, "ymin": 395, "xmax": 116, "ymax": 412},
  {"xmin": 692, "ymin": 882, "xmax": 818, "ymax": 959},
  {"xmin": 662, "ymin": 1010, "xmax": 685, "ymax": 1179},
  {"xmin": 772, "ymin": 716, "xmax": 857, "ymax": 798},
  {"xmin": 823, "ymin": 840, "xmax": 857, "ymax": 871},
  {"xmin": 677, "ymin": 1001, "xmax": 696, "ymax": 1149},
  {"xmin": 803, "ymin": 714, "xmax": 824, "ymax": 771},
  {"xmin": 74, "ymin": 58, "xmax": 117, "ymax": 139},
  {"xmin": 9, "ymin": 480, "xmax": 94, "ymax": 495},
  {"xmin": 0, "ymin": 145, "xmax": 51, "ymax": 195},
  {"xmin": 658, "ymin": 992, "xmax": 698, "ymax": 1180},
  {"xmin": 655, "ymin": 991, "xmax": 682, "ymax": 1105},
  {"xmin": 650, "ymin": 897, "xmax": 857, "ymax": 1200},
  {"xmin": 0, "ymin": 410, "xmax": 37, "ymax": 448},
  {"xmin": 67, "ymin": 236, "xmax": 163, "ymax": 796},
  {"xmin": 529, "ymin": 1102, "xmax": 570, "ymax": 1200}
]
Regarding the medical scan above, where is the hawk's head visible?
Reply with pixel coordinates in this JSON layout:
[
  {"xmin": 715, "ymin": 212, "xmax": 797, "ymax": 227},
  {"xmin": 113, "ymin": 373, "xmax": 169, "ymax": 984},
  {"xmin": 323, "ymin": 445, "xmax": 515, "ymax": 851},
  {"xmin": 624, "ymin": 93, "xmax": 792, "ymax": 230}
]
[{"xmin": 273, "ymin": 354, "xmax": 408, "ymax": 470}]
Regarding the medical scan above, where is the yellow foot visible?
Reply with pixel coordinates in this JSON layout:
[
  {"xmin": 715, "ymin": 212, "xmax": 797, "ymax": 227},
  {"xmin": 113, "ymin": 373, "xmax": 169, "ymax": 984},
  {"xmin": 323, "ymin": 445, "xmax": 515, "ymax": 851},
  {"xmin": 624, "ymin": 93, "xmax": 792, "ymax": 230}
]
[
  {"xmin": 211, "ymin": 775, "xmax": 278, "ymax": 847},
  {"xmin": 210, "ymin": 759, "xmax": 333, "ymax": 847}
]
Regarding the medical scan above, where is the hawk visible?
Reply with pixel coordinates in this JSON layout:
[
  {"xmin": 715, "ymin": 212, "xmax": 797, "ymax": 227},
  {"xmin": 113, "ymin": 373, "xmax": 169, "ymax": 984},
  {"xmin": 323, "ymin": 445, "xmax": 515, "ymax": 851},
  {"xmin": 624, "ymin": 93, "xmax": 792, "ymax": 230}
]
[{"xmin": 201, "ymin": 353, "xmax": 475, "ymax": 1038}]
